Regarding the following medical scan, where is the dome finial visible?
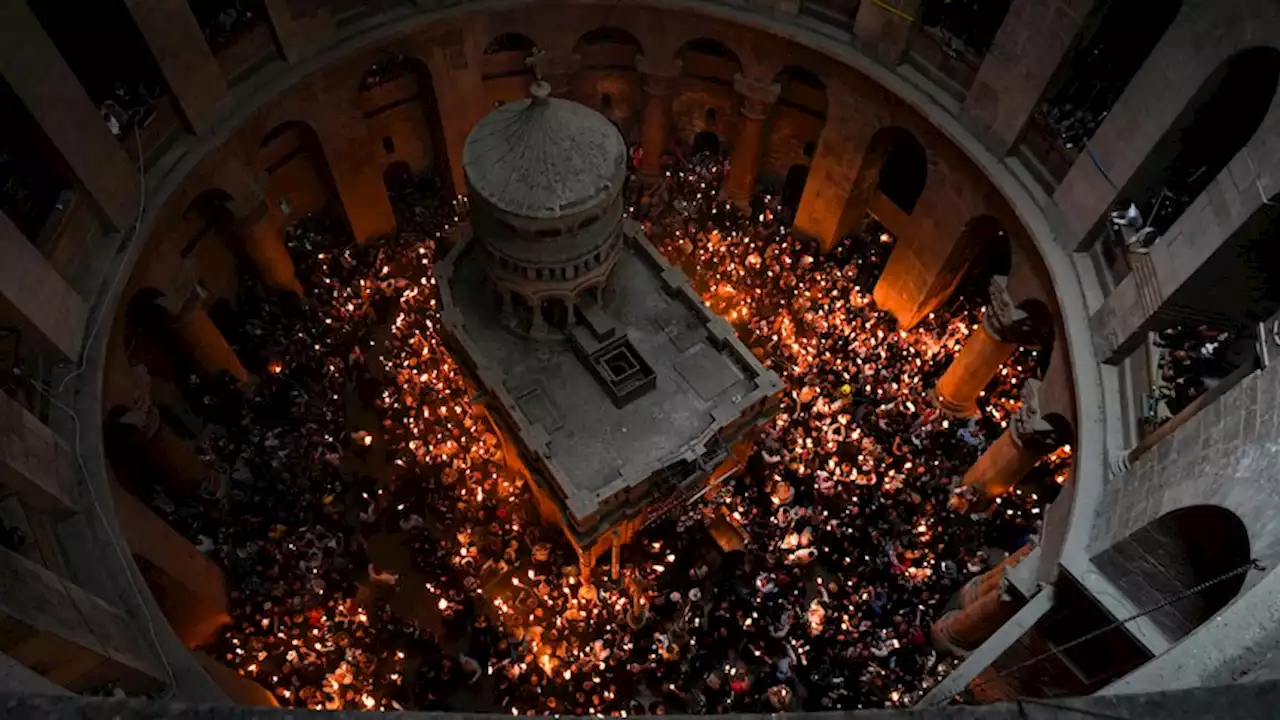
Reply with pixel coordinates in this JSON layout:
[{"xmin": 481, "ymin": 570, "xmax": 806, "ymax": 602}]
[{"xmin": 530, "ymin": 80, "xmax": 552, "ymax": 103}]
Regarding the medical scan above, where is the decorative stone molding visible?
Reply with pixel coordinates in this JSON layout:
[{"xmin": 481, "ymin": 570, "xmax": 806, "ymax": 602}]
[
  {"xmin": 732, "ymin": 73, "xmax": 781, "ymax": 120},
  {"xmin": 1010, "ymin": 379, "xmax": 1060, "ymax": 453},
  {"xmin": 117, "ymin": 365, "xmax": 161, "ymax": 438},
  {"xmin": 985, "ymin": 275, "xmax": 1036, "ymax": 344}
]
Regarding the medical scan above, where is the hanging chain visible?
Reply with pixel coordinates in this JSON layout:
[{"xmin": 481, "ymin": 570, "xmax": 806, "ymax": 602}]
[{"xmin": 957, "ymin": 558, "xmax": 1265, "ymax": 698}]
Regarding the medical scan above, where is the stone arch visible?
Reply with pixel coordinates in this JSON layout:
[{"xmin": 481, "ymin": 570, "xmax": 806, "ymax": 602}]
[
  {"xmin": 1056, "ymin": 0, "xmax": 1280, "ymax": 251},
  {"xmin": 179, "ymin": 188, "xmax": 236, "ymax": 257},
  {"xmin": 764, "ymin": 66, "xmax": 827, "ymax": 192},
  {"xmin": 255, "ymin": 120, "xmax": 339, "ymax": 223},
  {"xmin": 848, "ymin": 126, "xmax": 929, "ymax": 226},
  {"xmin": 692, "ymin": 131, "xmax": 721, "ymax": 157},
  {"xmin": 482, "ymin": 32, "xmax": 539, "ymax": 106},
  {"xmin": 1030, "ymin": 0, "xmax": 1185, "ymax": 183},
  {"xmin": 1094, "ymin": 505, "xmax": 1250, "ymax": 643},
  {"xmin": 356, "ymin": 53, "xmax": 450, "ymax": 189},
  {"xmin": 678, "ymin": 37, "xmax": 742, "ymax": 84},
  {"xmin": 574, "ymin": 26, "xmax": 644, "ymax": 63},
  {"xmin": 675, "ymin": 38, "xmax": 744, "ymax": 154},
  {"xmin": 1125, "ymin": 46, "xmax": 1280, "ymax": 237},
  {"xmin": 383, "ymin": 160, "xmax": 413, "ymax": 193},
  {"xmin": 934, "ymin": 215, "xmax": 1013, "ymax": 309},
  {"xmin": 574, "ymin": 27, "xmax": 644, "ymax": 133}
]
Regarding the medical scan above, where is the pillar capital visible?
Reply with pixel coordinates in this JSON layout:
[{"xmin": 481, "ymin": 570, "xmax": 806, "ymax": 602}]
[
  {"xmin": 985, "ymin": 275, "xmax": 1038, "ymax": 344},
  {"xmin": 117, "ymin": 365, "xmax": 161, "ymax": 439},
  {"xmin": 637, "ymin": 55, "xmax": 683, "ymax": 94},
  {"xmin": 733, "ymin": 73, "xmax": 781, "ymax": 119},
  {"xmin": 1010, "ymin": 379, "xmax": 1061, "ymax": 453},
  {"xmin": 159, "ymin": 270, "xmax": 203, "ymax": 324}
]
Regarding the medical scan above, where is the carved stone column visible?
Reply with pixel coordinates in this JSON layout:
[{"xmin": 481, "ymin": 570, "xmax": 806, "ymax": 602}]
[
  {"xmin": 961, "ymin": 379, "xmax": 1062, "ymax": 497},
  {"xmin": 529, "ymin": 51, "xmax": 582, "ymax": 97},
  {"xmin": 723, "ymin": 74, "xmax": 781, "ymax": 209},
  {"xmin": 236, "ymin": 200, "xmax": 304, "ymax": 296},
  {"xmin": 162, "ymin": 281, "xmax": 249, "ymax": 383},
  {"xmin": 636, "ymin": 55, "xmax": 683, "ymax": 184},
  {"xmin": 934, "ymin": 276, "xmax": 1038, "ymax": 416},
  {"xmin": 931, "ymin": 577, "xmax": 1021, "ymax": 654}
]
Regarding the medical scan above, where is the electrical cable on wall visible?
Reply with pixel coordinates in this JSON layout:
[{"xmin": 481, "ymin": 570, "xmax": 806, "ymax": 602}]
[{"xmin": 34, "ymin": 122, "xmax": 180, "ymax": 698}]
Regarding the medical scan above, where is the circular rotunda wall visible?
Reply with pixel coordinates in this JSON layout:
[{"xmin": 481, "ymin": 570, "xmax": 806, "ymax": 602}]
[{"xmin": 68, "ymin": 0, "xmax": 1085, "ymax": 708}]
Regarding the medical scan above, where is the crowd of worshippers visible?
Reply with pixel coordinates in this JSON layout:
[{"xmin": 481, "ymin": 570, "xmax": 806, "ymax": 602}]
[
  {"xmin": 1152, "ymin": 325, "xmax": 1236, "ymax": 420},
  {"xmin": 142, "ymin": 141, "xmax": 1067, "ymax": 713}
]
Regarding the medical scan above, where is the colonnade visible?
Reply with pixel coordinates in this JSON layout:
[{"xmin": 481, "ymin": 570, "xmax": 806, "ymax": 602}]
[{"xmin": 0, "ymin": 0, "xmax": 1120, "ymax": 696}]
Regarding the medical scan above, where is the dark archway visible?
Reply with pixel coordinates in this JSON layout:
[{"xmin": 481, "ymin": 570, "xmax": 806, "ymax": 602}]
[
  {"xmin": 693, "ymin": 131, "xmax": 721, "ymax": 157},
  {"xmin": 768, "ymin": 67, "xmax": 827, "ymax": 193},
  {"xmin": 944, "ymin": 216, "xmax": 1012, "ymax": 308},
  {"xmin": 781, "ymin": 164, "xmax": 809, "ymax": 212},
  {"xmin": 874, "ymin": 128, "xmax": 928, "ymax": 215},
  {"xmin": 1035, "ymin": 1, "xmax": 1184, "ymax": 162},
  {"xmin": 575, "ymin": 27, "xmax": 643, "ymax": 69},
  {"xmin": 356, "ymin": 54, "xmax": 451, "ymax": 192},
  {"xmin": 256, "ymin": 120, "xmax": 347, "ymax": 235},
  {"xmin": 1125, "ymin": 47, "xmax": 1280, "ymax": 236},
  {"xmin": 678, "ymin": 37, "xmax": 742, "ymax": 87},
  {"xmin": 383, "ymin": 161, "xmax": 413, "ymax": 194},
  {"xmin": 1095, "ymin": 505, "xmax": 1250, "ymax": 642},
  {"xmin": 774, "ymin": 66, "xmax": 828, "ymax": 117},
  {"xmin": 574, "ymin": 27, "xmax": 643, "ymax": 129},
  {"xmin": 482, "ymin": 33, "xmax": 538, "ymax": 81}
]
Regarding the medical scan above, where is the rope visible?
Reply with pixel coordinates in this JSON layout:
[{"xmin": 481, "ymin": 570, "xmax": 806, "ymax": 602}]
[
  {"xmin": 869, "ymin": 0, "xmax": 916, "ymax": 23},
  {"xmin": 955, "ymin": 558, "xmax": 1264, "ymax": 699}
]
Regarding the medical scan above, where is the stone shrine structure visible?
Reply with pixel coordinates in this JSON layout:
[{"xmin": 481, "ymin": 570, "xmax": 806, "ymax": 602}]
[{"xmin": 434, "ymin": 81, "xmax": 782, "ymax": 579}]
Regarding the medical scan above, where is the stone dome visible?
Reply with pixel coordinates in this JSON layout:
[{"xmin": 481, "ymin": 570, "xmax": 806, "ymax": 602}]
[{"xmin": 463, "ymin": 81, "xmax": 626, "ymax": 220}]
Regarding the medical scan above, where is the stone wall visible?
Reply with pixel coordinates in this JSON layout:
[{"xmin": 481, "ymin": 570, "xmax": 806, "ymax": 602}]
[
  {"xmin": 1046, "ymin": 0, "xmax": 1280, "ymax": 253},
  {"xmin": 0, "ymin": 0, "xmax": 1093, "ymax": 702}
]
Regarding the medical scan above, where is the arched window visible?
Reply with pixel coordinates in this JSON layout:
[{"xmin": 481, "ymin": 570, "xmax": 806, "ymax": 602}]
[
  {"xmin": 1135, "ymin": 47, "xmax": 1280, "ymax": 236},
  {"xmin": 1094, "ymin": 505, "xmax": 1250, "ymax": 642},
  {"xmin": 575, "ymin": 27, "xmax": 643, "ymax": 71},
  {"xmin": 484, "ymin": 33, "xmax": 537, "ymax": 55},
  {"xmin": 876, "ymin": 130, "xmax": 927, "ymax": 215},
  {"xmin": 1035, "ymin": 1, "xmax": 1184, "ymax": 162},
  {"xmin": 679, "ymin": 38, "xmax": 742, "ymax": 87}
]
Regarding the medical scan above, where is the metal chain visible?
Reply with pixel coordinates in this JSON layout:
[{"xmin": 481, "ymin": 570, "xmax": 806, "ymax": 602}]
[{"xmin": 957, "ymin": 558, "xmax": 1265, "ymax": 698}]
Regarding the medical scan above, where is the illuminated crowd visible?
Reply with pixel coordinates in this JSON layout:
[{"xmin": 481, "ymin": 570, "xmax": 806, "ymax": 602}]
[{"xmin": 150, "ymin": 146, "xmax": 1070, "ymax": 713}]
